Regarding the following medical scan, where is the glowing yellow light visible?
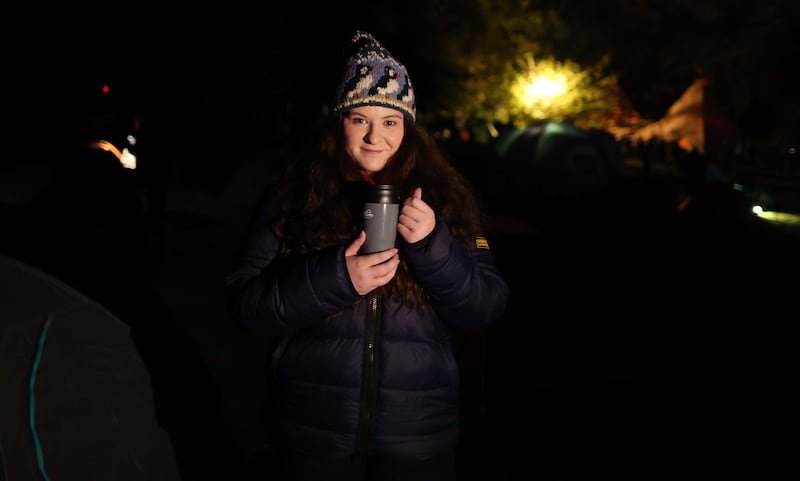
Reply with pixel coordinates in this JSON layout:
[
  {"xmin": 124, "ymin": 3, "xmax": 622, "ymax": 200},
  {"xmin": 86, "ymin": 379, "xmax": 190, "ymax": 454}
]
[
  {"xmin": 524, "ymin": 75, "xmax": 567, "ymax": 100},
  {"xmin": 756, "ymin": 209, "xmax": 800, "ymax": 225},
  {"xmin": 505, "ymin": 55, "xmax": 586, "ymax": 123}
]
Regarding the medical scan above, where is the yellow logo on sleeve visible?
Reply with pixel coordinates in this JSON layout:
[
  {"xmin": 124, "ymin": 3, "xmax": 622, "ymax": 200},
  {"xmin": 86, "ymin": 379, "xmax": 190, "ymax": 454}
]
[{"xmin": 475, "ymin": 237, "xmax": 489, "ymax": 249}]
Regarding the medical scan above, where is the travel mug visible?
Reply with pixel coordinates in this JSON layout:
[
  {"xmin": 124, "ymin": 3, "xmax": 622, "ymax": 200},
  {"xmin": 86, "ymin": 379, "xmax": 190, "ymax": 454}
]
[{"xmin": 359, "ymin": 184, "xmax": 403, "ymax": 254}]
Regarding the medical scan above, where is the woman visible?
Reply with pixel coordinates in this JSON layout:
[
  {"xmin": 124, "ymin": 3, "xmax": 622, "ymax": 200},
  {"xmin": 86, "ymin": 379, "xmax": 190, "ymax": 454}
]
[{"xmin": 225, "ymin": 31, "xmax": 510, "ymax": 481}]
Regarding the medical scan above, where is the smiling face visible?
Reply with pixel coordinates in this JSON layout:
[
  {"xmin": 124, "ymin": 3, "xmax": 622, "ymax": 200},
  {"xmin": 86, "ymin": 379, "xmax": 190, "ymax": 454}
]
[{"xmin": 342, "ymin": 106, "xmax": 405, "ymax": 177}]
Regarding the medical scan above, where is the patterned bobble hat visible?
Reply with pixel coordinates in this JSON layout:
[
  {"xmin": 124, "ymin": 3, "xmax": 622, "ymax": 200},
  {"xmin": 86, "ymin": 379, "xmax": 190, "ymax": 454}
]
[{"xmin": 333, "ymin": 31, "xmax": 416, "ymax": 123}]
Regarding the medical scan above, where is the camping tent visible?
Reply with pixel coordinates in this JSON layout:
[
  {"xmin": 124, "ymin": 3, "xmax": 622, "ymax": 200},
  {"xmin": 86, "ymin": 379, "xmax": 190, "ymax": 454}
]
[
  {"xmin": 492, "ymin": 121, "xmax": 613, "ymax": 200},
  {"xmin": 0, "ymin": 253, "xmax": 181, "ymax": 481},
  {"xmin": 629, "ymin": 78, "xmax": 707, "ymax": 153}
]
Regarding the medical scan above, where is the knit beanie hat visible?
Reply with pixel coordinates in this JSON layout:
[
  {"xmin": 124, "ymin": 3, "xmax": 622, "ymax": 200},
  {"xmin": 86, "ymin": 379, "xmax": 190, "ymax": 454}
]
[{"xmin": 333, "ymin": 31, "xmax": 416, "ymax": 123}]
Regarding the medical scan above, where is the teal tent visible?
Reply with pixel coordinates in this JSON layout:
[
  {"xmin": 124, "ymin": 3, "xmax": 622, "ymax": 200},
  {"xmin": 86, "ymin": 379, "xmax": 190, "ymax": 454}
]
[
  {"xmin": 0, "ymin": 253, "xmax": 181, "ymax": 481},
  {"xmin": 493, "ymin": 121, "xmax": 613, "ymax": 199}
]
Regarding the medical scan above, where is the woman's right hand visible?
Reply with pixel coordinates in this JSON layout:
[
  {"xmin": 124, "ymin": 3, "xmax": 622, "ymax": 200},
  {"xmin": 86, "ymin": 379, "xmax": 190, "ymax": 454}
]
[{"xmin": 345, "ymin": 231, "xmax": 399, "ymax": 295}]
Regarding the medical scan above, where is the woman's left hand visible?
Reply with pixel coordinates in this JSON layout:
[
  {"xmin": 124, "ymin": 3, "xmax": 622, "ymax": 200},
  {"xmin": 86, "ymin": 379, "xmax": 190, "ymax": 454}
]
[{"xmin": 397, "ymin": 187, "xmax": 435, "ymax": 244}]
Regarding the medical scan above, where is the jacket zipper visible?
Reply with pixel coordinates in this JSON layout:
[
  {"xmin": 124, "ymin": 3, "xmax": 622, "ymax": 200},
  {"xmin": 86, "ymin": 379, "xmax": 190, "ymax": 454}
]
[{"xmin": 354, "ymin": 293, "xmax": 381, "ymax": 453}]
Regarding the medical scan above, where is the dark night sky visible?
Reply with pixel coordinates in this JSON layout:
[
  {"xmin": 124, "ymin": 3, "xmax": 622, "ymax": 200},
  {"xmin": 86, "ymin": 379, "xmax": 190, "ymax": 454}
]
[
  {"xmin": 14, "ymin": 1, "xmax": 798, "ymax": 106},
  {"xmin": 8, "ymin": 1, "xmax": 799, "ymax": 175}
]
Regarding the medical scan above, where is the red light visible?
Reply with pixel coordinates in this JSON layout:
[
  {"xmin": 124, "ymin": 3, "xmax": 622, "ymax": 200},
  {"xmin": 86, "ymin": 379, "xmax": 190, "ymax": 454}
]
[{"xmin": 102, "ymin": 84, "xmax": 110, "ymax": 94}]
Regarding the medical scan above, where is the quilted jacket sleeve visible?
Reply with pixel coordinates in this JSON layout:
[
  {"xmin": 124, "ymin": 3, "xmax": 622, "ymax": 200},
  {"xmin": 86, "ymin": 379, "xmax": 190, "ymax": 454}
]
[
  {"xmin": 400, "ymin": 218, "xmax": 510, "ymax": 332},
  {"xmin": 224, "ymin": 193, "xmax": 361, "ymax": 337}
]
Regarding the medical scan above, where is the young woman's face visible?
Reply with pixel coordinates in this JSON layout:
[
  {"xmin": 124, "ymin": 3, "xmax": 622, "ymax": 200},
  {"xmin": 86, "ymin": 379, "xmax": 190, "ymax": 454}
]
[{"xmin": 342, "ymin": 106, "xmax": 405, "ymax": 176}]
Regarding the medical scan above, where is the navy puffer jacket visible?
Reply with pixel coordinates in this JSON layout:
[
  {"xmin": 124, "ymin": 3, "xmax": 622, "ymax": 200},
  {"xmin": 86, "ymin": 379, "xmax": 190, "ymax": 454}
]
[{"xmin": 225, "ymin": 192, "xmax": 510, "ymax": 462}]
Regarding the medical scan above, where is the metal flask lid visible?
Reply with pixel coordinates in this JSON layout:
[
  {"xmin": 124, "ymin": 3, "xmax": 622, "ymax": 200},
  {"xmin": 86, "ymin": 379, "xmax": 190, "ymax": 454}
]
[{"xmin": 363, "ymin": 184, "xmax": 403, "ymax": 204}]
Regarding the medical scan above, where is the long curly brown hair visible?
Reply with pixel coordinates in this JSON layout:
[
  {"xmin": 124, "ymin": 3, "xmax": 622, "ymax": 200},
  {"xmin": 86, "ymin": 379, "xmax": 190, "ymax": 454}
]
[{"xmin": 271, "ymin": 115, "xmax": 486, "ymax": 309}]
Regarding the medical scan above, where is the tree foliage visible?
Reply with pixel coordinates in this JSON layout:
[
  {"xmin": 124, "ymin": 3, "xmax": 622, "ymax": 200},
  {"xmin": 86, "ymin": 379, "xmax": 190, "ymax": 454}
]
[
  {"xmin": 380, "ymin": 0, "xmax": 621, "ymax": 130},
  {"xmin": 405, "ymin": 0, "xmax": 567, "ymax": 126}
]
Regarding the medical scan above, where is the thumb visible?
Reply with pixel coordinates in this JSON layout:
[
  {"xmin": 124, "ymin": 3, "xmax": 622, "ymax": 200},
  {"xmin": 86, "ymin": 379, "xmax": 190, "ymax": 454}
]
[
  {"xmin": 346, "ymin": 231, "xmax": 367, "ymax": 256},
  {"xmin": 412, "ymin": 186, "xmax": 422, "ymax": 200}
]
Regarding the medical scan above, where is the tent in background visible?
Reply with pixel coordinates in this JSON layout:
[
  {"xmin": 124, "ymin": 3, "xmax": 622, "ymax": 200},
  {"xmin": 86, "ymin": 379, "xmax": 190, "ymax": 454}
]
[
  {"xmin": 492, "ymin": 121, "xmax": 613, "ymax": 200},
  {"xmin": 0, "ymin": 253, "xmax": 181, "ymax": 481},
  {"xmin": 628, "ymin": 79, "xmax": 707, "ymax": 153},
  {"xmin": 486, "ymin": 121, "xmax": 618, "ymax": 230}
]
